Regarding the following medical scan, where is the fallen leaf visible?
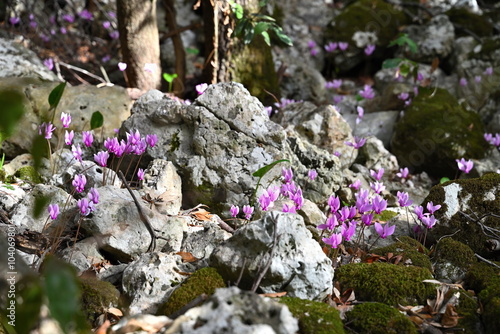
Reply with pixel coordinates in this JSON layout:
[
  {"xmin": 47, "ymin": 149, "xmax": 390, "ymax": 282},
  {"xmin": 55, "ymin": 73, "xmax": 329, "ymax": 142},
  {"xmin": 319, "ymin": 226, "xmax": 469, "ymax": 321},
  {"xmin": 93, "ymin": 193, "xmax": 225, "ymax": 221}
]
[
  {"xmin": 176, "ymin": 251, "xmax": 199, "ymax": 263},
  {"xmin": 108, "ymin": 307, "xmax": 124, "ymax": 317},
  {"xmin": 190, "ymin": 208, "xmax": 213, "ymax": 221},
  {"xmin": 441, "ymin": 304, "xmax": 461, "ymax": 328},
  {"xmin": 261, "ymin": 291, "xmax": 287, "ymax": 298}
]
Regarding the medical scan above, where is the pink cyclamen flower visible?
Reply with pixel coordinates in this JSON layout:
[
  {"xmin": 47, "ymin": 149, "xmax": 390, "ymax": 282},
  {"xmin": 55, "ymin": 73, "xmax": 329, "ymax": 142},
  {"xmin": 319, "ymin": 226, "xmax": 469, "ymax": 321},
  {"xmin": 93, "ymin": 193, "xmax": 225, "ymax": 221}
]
[
  {"xmin": 474, "ymin": 75, "xmax": 482, "ymax": 83},
  {"xmin": 370, "ymin": 181, "xmax": 386, "ymax": 194},
  {"xmin": 307, "ymin": 40, "xmax": 316, "ymax": 49},
  {"xmin": 259, "ymin": 191, "xmax": 273, "ymax": 211},
  {"xmin": 127, "ymin": 130, "xmax": 141, "ymax": 146},
  {"xmin": 484, "ymin": 67, "xmax": 493, "ymax": 76},
  {"xmin": 230, "ymin": 205, "xmax": 239, "ymax": 218},
  {"xmin": 77, "ymin": 198, "xmax": 92, "ymax": 216},
  {"xmin": 146, "ymin": 134, "xmax": 158, "ymax": 148},
  {"xmin": 137, "ymin": 168, "xmax": 145, "ymax": 181},
  {"xmin": 94, "ymin": 151, "xmax": 109, "ymax": 167},
  {"xmin": 48, "ymin": 204, "xmax": 59, "ymax": 220},
  {"xmin": 398, "ymin": 92, "xmax": 409, "ymax": 101},
  {"xmin": 421, "ymin": 214, "xmax": 437, "ymax": 229},
  {"xmin": 338, "ymin": 42, "xmax": 349, "ymax": 51},
  {"xmin": 414, "ymin": 205, "xmax": 424, "ymax": 220},
  {"xmin": 82, "ymin": 131, "xmax": 93, "ymax": 147},
  {"xmin": 62, "ymin": 14, "xmax": 75, "ymax": 23},
  {"xmin": 109, "ymin": 30, "xmax": 119, "ymax": 39},
  {"xmin": 318, "ymin": 215, "xmax": 338, "ymax": 231},
  {"xmin": 310, "ymin": 48, "xmax": 319, "ymax": 56},
  {"xmin": 72, "ymin": 144, "xmax": 83, "ymax": 162},
  {"xmin": 65, "ymin": 130, "xmax": 74, "ymax": 146},
  {"xmin": 341, "ymin": 222, "xmax": 357, "ymax": 241},
  {"xmin": 282, "ymin": 203, "xmax": 297, "ymax": 213},
  {"xmin": 370, "ymin": 168, "xmax": 384, "ymax": 181},
  {"xmin": 456, "ymin": 158, "xmax": 473, "ymax": 174},
  {"xmin": 60, "ymin": 112, "xmax": 71, "ymax": 128},
  {"xmin": 328, "ymin": 195, "xmax": 340, "ymax": 213},
  {"xmin": 364, "ymin": 44, "xmax": 376, "ymax": 56},
  {"xmin": 396, "ymin": 167, "xmax": 409, "ymax": 179},
  {"xmin": 88, "ymin": 187, "xmax": 99, "ymax": 204},
  {"xmin": 291, "ymin": 188, "xmax": 304, "ymax": 210},
  {"xmin": 374, "ymin": 222, "xmax": 395, "ymax": 239},
  {"xmin": 345, "ymin": 136, "xmax": 366, "ymax": 149},
  {"xmin": 118, "ymin": 62, "xmax": 127, "ymax": 71},
  {"xmin": 44, "ymin": 58, "xmax": 54, "ymax": 70},
  {"xmin": 79, "ymin": 9, "xmax": 93, "ymax": 20},
  {"xmin": 426, "ymin": 201, "xmax": 441, "ymax": 215},
  {"xmin": 39, "ymin": 122, "xmax": 56, "ymax": 139},
  {"xmin": 397, "ymin": 191, "xmax": 413, "ymax": 207},
  {"xmin": 242, "ymin": 205, "xmax": 254, "ymax": 220},
  {"xmin": 361, "ymin": 213, "xmax": 374, "ymax": 226},
  {"xmin": 459, "ymin": 77, "xmax": 468, "ymax": 87},
  {"xmin": 308, "ymin": 169, "xmax": 318, "ymax": 181},
  {"xmin": 102, "ymin": 21, "xmax": 111, "ymax": 29},
  {"xmin": 349, "ymin": 179, "xmax": 361, "ymax": 191},
  {"xmin": 196, "ymin": 83, "xmax": 208, "ymax": 95},
  {"xmin": 324, "ymin": 42, "xmax": 338, "ymax": 53},
  {"xmin": 72, "ymin": 174, "xmax": 86, "ymax": 193},
  {"xmin": 372, "ymin": 194, "xmax": 387, "ymax": 214},
  {"xmin": 338, "ymin": 206, "xmax": 356, "ymax": 222},
  {"xmin": 282, "ymin": 167, "xmax": 293, "ymax": 183},
  {"xmin": 9, "ymin": 17, "xmax": 20, "ymax": 25},
  {"xmin": 359, "ymin": 85, "xmax": 375, "ymax": 99},
  {"xmin": 143, "ymin": 63, "xmax": 157, "ymax": 73},
  {"xmin": 323, "ymin": 233, "xmax": 343, "ymax": 248}
]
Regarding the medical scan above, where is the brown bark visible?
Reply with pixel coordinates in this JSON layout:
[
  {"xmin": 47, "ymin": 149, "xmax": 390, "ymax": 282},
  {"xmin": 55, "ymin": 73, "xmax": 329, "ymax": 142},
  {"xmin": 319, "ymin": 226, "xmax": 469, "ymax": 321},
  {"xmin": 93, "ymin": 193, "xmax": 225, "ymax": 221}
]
[
  {"xmin": 117, "ymin": 0, "xmax": 162, "ymax": 90},
  {"xmin": 163, "ymin": 0, "xmax": 186, "ymax": 96}
]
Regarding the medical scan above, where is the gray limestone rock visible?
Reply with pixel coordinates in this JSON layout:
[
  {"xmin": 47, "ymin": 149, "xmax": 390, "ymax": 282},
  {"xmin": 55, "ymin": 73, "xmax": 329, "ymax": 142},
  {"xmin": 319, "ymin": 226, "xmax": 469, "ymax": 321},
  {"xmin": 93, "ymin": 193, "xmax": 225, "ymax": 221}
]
[
  {"xmin": 141, "ymin": 159, "xmax": 182, "ymax": 215},
  {"xmin": 209, "ymin": 211, "xmax": 333, "ymax": 301}
]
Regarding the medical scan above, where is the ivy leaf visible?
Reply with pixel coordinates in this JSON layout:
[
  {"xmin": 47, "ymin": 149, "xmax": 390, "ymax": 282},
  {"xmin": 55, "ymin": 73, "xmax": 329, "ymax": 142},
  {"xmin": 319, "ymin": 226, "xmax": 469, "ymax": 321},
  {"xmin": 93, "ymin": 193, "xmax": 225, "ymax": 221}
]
[
  {"xmin": 48, "ymin": 82, "xmax": 66, "ymax": 110},
  {"xmin": 382, "ymin": 58, "xmax": 403, "ymax": 69},
  {"xmin": 252, "ymin": 159, "xmax": 289, "ymax": 178},
  {"xmin": 90, "ymin": 111, "xmax": 104, "ymax": 130}
]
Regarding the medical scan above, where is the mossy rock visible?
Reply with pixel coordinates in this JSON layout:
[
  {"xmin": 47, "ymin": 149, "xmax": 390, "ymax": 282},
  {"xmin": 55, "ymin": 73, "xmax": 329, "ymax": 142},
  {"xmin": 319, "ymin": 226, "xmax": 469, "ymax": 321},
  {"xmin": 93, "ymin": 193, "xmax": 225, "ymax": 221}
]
[
  {"xmin": 446, "ymin": 8, "xmax": 493, "ymax": 38},
  {"xmin": 79, "ymin": 276, "xmax": 120, "ymax": 325},
  {"xmin": 345, "ymin": 302, "xmax": 417, "ymax": 334},
  {"xmin": 433, "ymin": 238, "xmax": 476, "ymax": 282},
  {"xmin": 335, "ymin": 262, "xmax": 435, "ymax": 305},
  {"xmin": 325, "ymin": 0, "xmax": 409, "ymax": 47},
  {"xmin": 455, "ymin": 290, "xmax": 482, "ymax": 334},
  {"xmin": 279, "ymin": 297, "xmax": 345, "ymax": 334},
  {"xmin": 465, "ymin": 262, "xmax": 500, "ymax": 334},
  {"xmin": 158, "ymin": 267, "xmax": 226, "ymax": 316},
  {"xmin": 391, "ymin": 87, "xmax": 487, "ymax": 177},
  {"xmin": 14, "ymin": 166, "xmax": 42, "ymax": 184},
  {"xmin": 0, "ymin": 169, "xmax": 6, "ymax": 182},
  {"xmin": 471, "ymin": 36, "xmax": 500, "ymax": 61},
  {"xmin": 230, "ymin": 35, "xmax": 281, "ymax": 106},
  {"xmin": 371, "ymin": 237, "xmax": 432, "ymax": 271},
  {"xmin": 423, "ymin": 173, "xmax": 500, "ymax": 256}
]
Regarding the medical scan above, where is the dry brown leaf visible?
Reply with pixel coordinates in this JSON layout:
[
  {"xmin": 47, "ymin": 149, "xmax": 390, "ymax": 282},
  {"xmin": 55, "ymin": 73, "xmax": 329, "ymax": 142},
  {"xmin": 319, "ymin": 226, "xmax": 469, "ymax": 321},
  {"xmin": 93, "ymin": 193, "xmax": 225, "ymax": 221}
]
[
  {"xmin": 94, "ymin": 319, "xmax": 111, "ymax": 334},
  {"xmin": 260, "ymin": 291, "xmax": 287, "ymax": 298},
  {"xmin": 335, "ymin": 304, "xmax": 355, "ymax": 320},
  {"xmin": 108, "ymin": 307, "xmax": 124, "ymax": 317},
  {"xmin": 176, "ymin": 251, "xmax": 199, "ymax": 263},
  {"xmin": 441, "ymin": 304, "xmax": 461, "ymax": 328},
  {"xmin": 408, "ymin": 315, "xmax": 425, "ymax": 326},
  {"xmin": 191, "ymin": 208, "xmax": 213, "ymax": 221}
]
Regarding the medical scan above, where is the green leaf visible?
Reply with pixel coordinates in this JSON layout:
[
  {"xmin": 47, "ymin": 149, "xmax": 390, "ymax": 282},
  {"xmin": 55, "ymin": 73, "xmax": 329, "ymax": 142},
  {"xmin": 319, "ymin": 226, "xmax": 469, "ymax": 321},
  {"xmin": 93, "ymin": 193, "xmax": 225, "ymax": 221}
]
[
  {"xmin": 43, "ymin": 256, "xmax": 89, "ymax": 334},
  {"xmin": 252, "ymin": 159, "xmax": 289, "ymax": 178},
  {"xmin": 14, "ymin": 275, "xmax": 44, "ymax": 334},
  {"xmin": 0, "ymin": 89, "xmax": 25, "ymax": 140},
  {"xmin": 382, "ymin": 58, "xmax": 403, "ymax": 69},
  {"xmin": 162, "ymin": 72, "xmax": 178, "ymax": 83},
  {"xmin": 388, "ymin": 34, "xmax": 418, "ymax": 54},
  {"xmin": 259, "ymin": 0, "xmax": 269, "ymax": 7},
  {"xmin": 254, "ymin": 14, "xmax": 276, "ymax": 22},
  {"xmin": 232, "ymin": 3, "xmax": 244, "ymax": 20},
  {"xmin": 261, "ymin": 31, "xmax": 271, "ymax": 46},
  {"xmin": 31, "ymin": 134, "xmax": 49, "ymax": 173},
  {"xmin": 48, "ymin": 82, "xmax": 66, "ymax": 110},
  {"xmin": 273, "ymin": 27, "xmax": 293, "ymax": 46},
  {"xmin": 399, "ymin": 62, "xmax": 411, "ymax": 77},
  {"xmin": 440, "ymin": 177, "xmax": 450, "ymax": 184},
  {"xmin": 254, "ymin": 22, "xmax": 270, "ymax": 35},
  {"xmin": 0, "ymin": 153, "xmax": 5, "ymax": 170},
  {"xmin": 243, "ymin": 26, "xmax": 255, "ymax": 44},
  {"xmin": 234, "ymin": 20, "xmax": 246, "ymax": 37},
  {"xmin": 90, "ymin": 111, "xmax": 104, "ymax": 130},
  {"xmin": 186, "ymin": 47, "xmax": 199, "ymax": 55}
]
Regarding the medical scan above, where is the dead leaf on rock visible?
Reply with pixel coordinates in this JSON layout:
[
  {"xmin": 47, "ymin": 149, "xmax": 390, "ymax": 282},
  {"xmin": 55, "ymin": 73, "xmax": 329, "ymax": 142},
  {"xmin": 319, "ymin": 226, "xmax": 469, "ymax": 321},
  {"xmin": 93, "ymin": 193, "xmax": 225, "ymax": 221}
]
[
  {"xmin": 176, "ymin": 251, "xmax": 199, "ymax": 263},
  {"xmin": 261, "ymin": 291, "xmax": 287, "ymax": 298}
]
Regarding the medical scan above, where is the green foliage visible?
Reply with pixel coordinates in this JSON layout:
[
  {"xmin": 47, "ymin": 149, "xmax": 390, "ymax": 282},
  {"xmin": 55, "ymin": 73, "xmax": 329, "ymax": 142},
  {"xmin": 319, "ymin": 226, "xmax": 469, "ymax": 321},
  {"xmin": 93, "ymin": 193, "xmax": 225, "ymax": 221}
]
[
  {"xmin": 0, "ymin": 153, "xmax": 4, "ymax": 171},
  {"xmin": 251, "ymin": 159, "xmax": 289, "ymax": 205},
  {"xmin": 371, "ymin": 237, "xmax": 432, "ymax": 271},
  {"xmin": 30, "ymin": 134, "xmax": 49, "ymax": 174},
  {"xmin": 279, "ymin": 297, "xmax": 345, "ymax": 334},
  {"xmin": 345, "ymin": 302, "xmax": 417, "ymax": 334},
  {"xmin": 158, "ymin": 267, "xmax": 226, "ymax": 316},
  {"xmin": 440, "ymin": 177, "xmax": 451, "ymax": 184},
  {"xmin": 230, "ymin": 0, "xmax": 292, "ymax": 47},
  {"xmin": 90, "ymin": 111, "xmax": 104, "ymax": 130},
  {"xmin": 335, "ymin": 262, "xmax": 435, "ymax": 305},
  {"xmin": 162, "ymin": 73, "xmax": 178, "ymax": 92},
  {"xmin": 48, "ymin": 82, "xmax": 66, "ymax": 121},
  {"xmin": 388, "ymin": 33, "xmax": 418, "ymax": 54},
  {"xmin": 0, "ymin": 89, "xmax": 25, "ymax": 142}
]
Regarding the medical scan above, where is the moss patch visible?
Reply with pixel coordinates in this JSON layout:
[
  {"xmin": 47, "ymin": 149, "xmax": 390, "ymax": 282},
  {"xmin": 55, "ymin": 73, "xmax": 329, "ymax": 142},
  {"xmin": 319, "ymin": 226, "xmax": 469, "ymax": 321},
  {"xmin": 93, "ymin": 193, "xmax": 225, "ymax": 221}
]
[
  {"xmin": 79, "ymin": 276, "xmax": 120, "ymax": 325},
  {"xmin": 279, "ymin": 297, "xmax": 345, "ymax": 334},
  {"xmin": 446, "ymin": 8, "xmax": 493, "ymax": 38},
  {"xmin": 433, "ymin": 238, "xmax": 476, "ymax": 282},
  {"xmin": 335, "ymin": 262, "xmax": 435, "ymax": 305},
  {"xmin": 14, "ymin": 166, "xmax": 42, "ymax": 184},
  {"xmin": 423, "ymin": 173, "xmax": 500, "ymax": 256},
  {"xmin": 371, "ymin": 236, "xmax": 432, "ymax": 271},
  {"xmin": 158, "ymin": 267, "xmax": 226, "ymax": 316},
  {"xmin": 391, "ymin": 87, "xmax": 487, "ymax": 177},
  {"xmin": 345, "ymin": 302, "xmax": 417, "ymax": 334}
]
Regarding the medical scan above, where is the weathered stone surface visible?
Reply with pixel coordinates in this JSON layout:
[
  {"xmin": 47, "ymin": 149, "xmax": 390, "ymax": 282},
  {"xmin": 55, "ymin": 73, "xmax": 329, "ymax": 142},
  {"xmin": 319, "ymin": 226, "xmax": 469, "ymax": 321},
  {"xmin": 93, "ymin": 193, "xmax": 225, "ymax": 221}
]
[
  {"xmin": 122, "ymin": 252, "xmax": 192, "ymax": 315},
  {"xmin": 210, "ymin": 211, "xmax": 333, "ymax": 301},
  {"xmin": 0, "ymin": 77, "xmax": 131, "ymax": 158},
  {"xmin": 343, "ymin": 111, "xmax": 399, "ymax": 148},
  {"xmin": 141, "ymin": 159, "xmax": 182, "ymax": 215},
  {"xmin": 172, "ymin": 287, "xmax": 299, "ymax": 334},
  {"xmin": 357, "ymin": 136, "xmax": 399, "ymax": 172},
  {"xmin": 79, "ymin": 186, "xmax": 185, "ymax": 262},
  {"xmin": 0, "ymin": 182, "xmax": 26, "ymax": 212}
]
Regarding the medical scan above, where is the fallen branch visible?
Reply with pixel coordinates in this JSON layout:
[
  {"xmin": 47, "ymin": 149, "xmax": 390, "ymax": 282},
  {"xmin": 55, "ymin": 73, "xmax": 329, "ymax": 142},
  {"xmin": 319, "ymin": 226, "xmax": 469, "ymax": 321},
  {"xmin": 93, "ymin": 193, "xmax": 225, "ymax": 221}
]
[{"xmin": 475, "ymin": 253, "xmax": 500, "ymax": 270}]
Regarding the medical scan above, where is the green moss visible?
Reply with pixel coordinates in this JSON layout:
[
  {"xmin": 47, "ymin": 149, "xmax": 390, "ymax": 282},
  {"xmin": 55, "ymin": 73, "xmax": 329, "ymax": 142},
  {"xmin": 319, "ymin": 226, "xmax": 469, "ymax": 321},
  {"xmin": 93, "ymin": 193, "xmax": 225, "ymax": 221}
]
[
  {"xmin": 335, "ymin": 262, "xmax": 435, "ymax": 305},
  {"xmin": 424, "ymin": 173, "xmax": 500, "ymax": 255},
  {"xmin": 446, "ymin": 8, "xmax": 493, "ymax": 38},
  {"xmin": 391, "ymin": 87, "xmax": 488, "ymax": 177},
  {"xmin": 230, "ymin": 35, "xmax": 281, "ymax": 106},
  {"xmin": 465, "ymin": 262, "xmax": 500, "ymax": 334},
  {"xmin": 79, "ymin": 276, "xmax": 120, "ymax": 325},
  {"xmin": 372, "ymin": 237, "xmax": 432, "ymax": 271},
  {"xmin": 14, "ymin": 166, "xmax": 42, "ymax": 184},
  {"xmin": 169, "ymin": 131, "xmax": 180, "ymax": 152},
  {"xmin": 374, "ymin": 210, "xmax": 398, "ymax": 222},
  {"xmin": 345, "ymin": 302, "xmax": 417, "ymax": 334},
  {"xmin": 433, "ymin": 238, "xmax": 476, "ymax": 278},
  {"xmin": 0, "ymin": 169, "xmax": 6, "ymax": 182},
  {"xmin": 158, "ymin": 267, "xmax": 226, "ymax": 316},
  {"xmin": 279, "ymin": 297, "xmax": 345, "ymax": 334},
  {"xmin": 325, "ymin": 0, "xmax": 409, "ymax": 47},
  {"xmin": 455, "ymin": 290, "xmax": 481, "ymax": 334}
]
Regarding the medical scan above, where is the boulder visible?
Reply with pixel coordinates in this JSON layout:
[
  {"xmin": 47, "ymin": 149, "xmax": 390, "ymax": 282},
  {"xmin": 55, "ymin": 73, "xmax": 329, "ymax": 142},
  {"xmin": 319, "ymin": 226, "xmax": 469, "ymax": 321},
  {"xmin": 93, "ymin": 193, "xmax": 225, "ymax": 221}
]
[
  {"xmin": 141, "ymin": 159, "xmax": 182, "ymax": 215},
  {"xmin": 209, "ymin": 211, "xmax": 333, "ymax": 301}
]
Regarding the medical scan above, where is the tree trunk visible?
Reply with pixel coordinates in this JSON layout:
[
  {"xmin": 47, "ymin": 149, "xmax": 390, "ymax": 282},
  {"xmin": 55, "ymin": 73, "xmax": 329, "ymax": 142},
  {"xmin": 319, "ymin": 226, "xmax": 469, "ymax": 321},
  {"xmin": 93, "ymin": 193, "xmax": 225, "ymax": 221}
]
[
  {"xmin": 163, "ymin": 0, "xmax": 186, "ymax": 96},
  {"xmin": 117, "ymin": 0, "xmax": 161, "ymax": 91}
]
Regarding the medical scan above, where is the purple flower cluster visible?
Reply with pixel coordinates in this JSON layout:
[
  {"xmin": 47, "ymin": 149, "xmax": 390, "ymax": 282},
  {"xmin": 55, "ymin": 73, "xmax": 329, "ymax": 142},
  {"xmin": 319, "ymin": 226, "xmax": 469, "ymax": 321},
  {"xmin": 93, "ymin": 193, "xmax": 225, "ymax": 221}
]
[
  {"xmin": 485, "ymin": 133, "xmax": 500, "ymax": 147},
  {"xmin": 414, "ymin": 202, "xmax": 441, "ymax": 229}
]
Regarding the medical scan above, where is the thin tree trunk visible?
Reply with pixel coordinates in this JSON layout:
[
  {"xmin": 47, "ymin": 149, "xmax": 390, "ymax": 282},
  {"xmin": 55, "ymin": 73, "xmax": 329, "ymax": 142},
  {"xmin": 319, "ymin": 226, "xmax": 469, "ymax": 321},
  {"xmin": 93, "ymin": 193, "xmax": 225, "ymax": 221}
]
[
  {"xmin": 117, "ymin": 0, "xmax": 161, "ymax": 91},
  {"xmin": 163, "ymin": 0, "xmax": 186, "ymax": 96}
]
